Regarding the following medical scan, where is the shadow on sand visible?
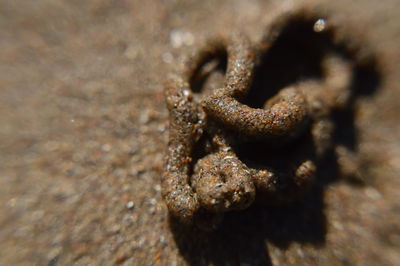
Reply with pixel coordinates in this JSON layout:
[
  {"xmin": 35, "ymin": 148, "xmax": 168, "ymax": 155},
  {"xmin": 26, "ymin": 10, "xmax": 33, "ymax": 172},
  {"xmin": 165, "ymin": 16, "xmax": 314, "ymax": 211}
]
[{"xmin": 170, "ymin": 14, "xmax": 381, "ymax": 266}]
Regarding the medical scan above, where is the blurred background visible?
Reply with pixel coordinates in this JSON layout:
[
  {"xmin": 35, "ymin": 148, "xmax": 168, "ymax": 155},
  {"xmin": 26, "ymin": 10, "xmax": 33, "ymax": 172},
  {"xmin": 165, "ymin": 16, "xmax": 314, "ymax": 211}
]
[{"xmin": 0, "ymin": 0, "xmax": 399, "ymax": 265}]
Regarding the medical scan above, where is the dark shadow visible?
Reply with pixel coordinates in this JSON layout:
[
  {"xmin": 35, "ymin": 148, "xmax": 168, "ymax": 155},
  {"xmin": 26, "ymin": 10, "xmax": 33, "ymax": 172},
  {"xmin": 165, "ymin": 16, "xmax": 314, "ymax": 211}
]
[
  {"xmin": 170, "ymin": 14, "xmax": 381, "ymax": 266},
  {"xmin": 245, "ymin": 18, "xmax": 328, "ymax": 108},
  {"xmin": 190, "ymin": 47, "xmax": 227, "ymax": 96}
]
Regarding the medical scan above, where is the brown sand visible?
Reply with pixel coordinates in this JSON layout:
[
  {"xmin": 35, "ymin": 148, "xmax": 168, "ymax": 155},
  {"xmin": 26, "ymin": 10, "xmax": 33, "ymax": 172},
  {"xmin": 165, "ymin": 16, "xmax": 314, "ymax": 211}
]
[{"xmin": 1, "ymin": 0, "xmax": 399, "ymax": 265}]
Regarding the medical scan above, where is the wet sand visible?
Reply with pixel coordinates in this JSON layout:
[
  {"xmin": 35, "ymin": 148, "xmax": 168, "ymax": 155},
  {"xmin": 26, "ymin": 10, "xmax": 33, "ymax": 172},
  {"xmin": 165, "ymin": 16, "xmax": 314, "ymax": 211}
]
[{"xmin": 0, "ymin": 0, "xmax": 399, "ymax": 265}]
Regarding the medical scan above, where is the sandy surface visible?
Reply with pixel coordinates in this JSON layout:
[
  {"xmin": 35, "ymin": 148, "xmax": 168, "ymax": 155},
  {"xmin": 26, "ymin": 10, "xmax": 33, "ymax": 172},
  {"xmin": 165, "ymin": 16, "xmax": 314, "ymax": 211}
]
[{"xmin": 0, "ymin": 0, "xmax": 399, "ymax": 265}]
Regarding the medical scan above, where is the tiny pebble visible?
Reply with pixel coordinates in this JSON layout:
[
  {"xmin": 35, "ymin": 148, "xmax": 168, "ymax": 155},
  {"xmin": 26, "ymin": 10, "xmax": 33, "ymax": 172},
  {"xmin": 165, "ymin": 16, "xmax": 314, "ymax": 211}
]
[
  {"xmin": 101, "ymin": 143, "xmax": 112, "ymax": 152},
  {"xmin": 170, "ymin": 29, "xmax": 194, "ymax": 48},
  {"xmin": 125, "ymin": 201, "xmax": 135, "ymax": 210},
  {"xmin": 313, "ymin": 18, "xmax": 326, "ymax": 32},
  {"xmin": 364, "ymin": 187, "xmax": 382, "ymax": 200},
  {"xmin": 162, "ymin": 52, "xmax": 174, "ymax": 64}
]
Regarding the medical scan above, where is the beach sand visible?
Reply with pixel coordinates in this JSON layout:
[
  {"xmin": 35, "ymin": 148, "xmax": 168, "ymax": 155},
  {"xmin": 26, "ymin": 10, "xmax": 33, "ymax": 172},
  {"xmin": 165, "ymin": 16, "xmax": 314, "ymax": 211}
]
[{"xmin": 0, "ymin": 0, "xmax": 399, "ymax": 265}]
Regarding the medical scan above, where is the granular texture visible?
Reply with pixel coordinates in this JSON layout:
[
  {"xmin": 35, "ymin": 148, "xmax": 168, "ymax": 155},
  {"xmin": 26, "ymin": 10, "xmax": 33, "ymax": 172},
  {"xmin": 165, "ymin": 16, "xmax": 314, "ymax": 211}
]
[
  {"xmin": 163, "ymin": 9, "xmax": 371, "ymax": 230},
  {"xmin": 1, "ymin": 0, "xmax": 399, "ymax": 265}
]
